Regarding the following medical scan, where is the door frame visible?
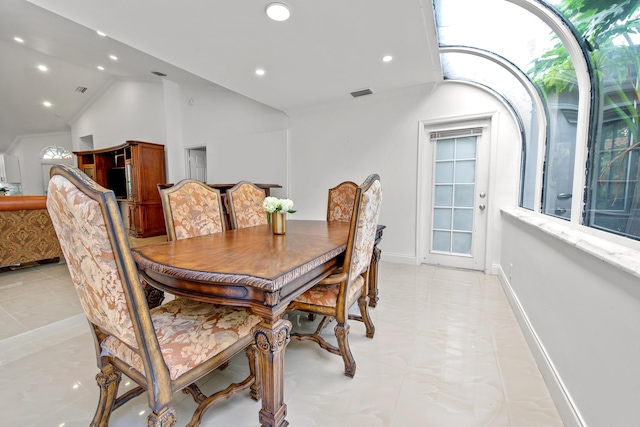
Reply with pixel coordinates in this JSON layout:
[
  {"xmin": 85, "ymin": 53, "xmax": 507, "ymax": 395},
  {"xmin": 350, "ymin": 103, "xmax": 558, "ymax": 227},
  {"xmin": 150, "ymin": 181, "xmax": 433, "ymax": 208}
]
[{"xmin": 417, "ymin": 112, "xmax": 499, "ymax": 272}]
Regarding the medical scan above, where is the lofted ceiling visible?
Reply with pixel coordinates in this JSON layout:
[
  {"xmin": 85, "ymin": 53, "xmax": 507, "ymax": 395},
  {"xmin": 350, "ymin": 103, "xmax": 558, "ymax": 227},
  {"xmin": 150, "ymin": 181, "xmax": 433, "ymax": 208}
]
[{"xmin": 1, "ymin": 0, "xmax": 442, "ymax": 153}]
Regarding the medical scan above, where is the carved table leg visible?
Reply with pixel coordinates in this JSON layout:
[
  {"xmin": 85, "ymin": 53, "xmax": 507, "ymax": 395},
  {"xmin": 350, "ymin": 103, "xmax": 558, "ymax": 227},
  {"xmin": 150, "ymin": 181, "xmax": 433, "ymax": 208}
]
[
  {"xmin": 143, "ymin": 280, "xmax": 165, "ymax": 309},
  {"xmin": 254, "ymin": 318, "xmax": 292, "ymax": 427},
  {"xmin": 367, "ymin": 245, "xmax": 382, "ymax": 307}
]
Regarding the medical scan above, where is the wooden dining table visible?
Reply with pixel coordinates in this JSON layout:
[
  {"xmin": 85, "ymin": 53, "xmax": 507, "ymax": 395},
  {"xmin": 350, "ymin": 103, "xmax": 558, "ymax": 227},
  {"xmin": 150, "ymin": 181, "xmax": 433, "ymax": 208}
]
[{"xmin": 133, "ymin": 220, "xmax": 365, "ymax": 426}]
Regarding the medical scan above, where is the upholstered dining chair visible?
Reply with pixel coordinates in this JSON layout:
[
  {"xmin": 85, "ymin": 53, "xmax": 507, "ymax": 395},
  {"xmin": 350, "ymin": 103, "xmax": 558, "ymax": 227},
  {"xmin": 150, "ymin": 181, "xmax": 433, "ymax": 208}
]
[
  {"xmin": 327, "ymin": 180, "xmax": 358, "ymax": 222},
  {"xmin": 226, "ymin": 181, "xmax": 268, "ymax": 229},
  {"xmin": 47, "ymin": 164, "xmax": 261, "ymax": 427},
  {"xmin": 288, "ymin": 174, "xmax": 382, "ymax": 378},
  {"xmin": 159, "ymin": 179, "xmax": 226, "ymax": 241}
]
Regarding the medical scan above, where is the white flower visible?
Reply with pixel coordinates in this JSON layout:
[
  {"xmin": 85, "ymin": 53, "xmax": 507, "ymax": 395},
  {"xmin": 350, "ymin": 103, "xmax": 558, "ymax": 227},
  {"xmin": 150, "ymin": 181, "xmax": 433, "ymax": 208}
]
[
  {"xmin": 280, "ymin": 198, "xmax": 294, "ymax": 213},
  {"xmin": 262, "ymin": 197, "xmax": 296, "ymax": 214},
  {"xmin": 262, "ymin": 197, "xmax": 280, "ymax": 213}
]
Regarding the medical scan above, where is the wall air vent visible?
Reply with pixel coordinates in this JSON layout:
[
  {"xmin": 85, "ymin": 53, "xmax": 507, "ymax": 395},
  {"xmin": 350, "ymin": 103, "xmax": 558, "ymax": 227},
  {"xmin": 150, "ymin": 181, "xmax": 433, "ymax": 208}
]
[
  {"xmin": 151, "ymin": 71, "xmax": 167, "ymax": 77},
  {"xmin": 75, "ymin": 86, "xmax": 88, "ymax": 93},
  {"xmin": 350, "ymin": 88, "xmax": 373, "ymax": 98}
]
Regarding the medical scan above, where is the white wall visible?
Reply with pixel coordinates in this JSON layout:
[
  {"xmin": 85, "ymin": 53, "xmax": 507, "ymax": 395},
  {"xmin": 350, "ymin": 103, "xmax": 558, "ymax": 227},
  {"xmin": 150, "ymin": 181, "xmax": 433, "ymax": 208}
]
[
  {"xmin": 209, "ymin": 129, "xmax": 289, "ymax": 198},
  {"xmin": 500, "ymin": 209, "xmax": 640, "ymax": 427},
  {"xmin": 70, "ymin": 80, "xmax": 167, "ymax": 150},
  {"xmin": 69, "ymin": 79, "xmax": 289, "ymax": 187},
  {"xmin": 162, "ymin": 79, "xmax": 184, "ymax": 183},
  {"xmin": 177, "ymin": 84, "xmax": 289, "ymax": 187},
  {"xmin": 287, "ymin": 82, "xmax": 521, "ymax": 266},
  {"xmin": 11, "ymin": 131, "xmax": 73, "ymax": 195},
  {"xmin": 180, "ymin": 84, "xmax": 288, "ymax": 145}
]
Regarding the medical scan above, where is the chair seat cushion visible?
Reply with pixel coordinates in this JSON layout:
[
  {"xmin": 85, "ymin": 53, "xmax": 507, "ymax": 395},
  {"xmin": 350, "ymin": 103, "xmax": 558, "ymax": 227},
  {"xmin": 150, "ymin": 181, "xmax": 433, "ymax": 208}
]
[
  {"xmin": 294, "ymin": 275, "xmax": 364, "ymax": 307},
  {"xmin": 101, "ymin": 298, "xmax": 261, "ymax": 380}
]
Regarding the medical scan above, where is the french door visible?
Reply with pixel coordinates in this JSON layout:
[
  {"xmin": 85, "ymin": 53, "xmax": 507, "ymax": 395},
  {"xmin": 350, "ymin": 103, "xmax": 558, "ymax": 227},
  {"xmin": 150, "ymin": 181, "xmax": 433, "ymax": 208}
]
[{"xmin": 420, "ymin": 122, "xmax": 490, "ymax": 270}]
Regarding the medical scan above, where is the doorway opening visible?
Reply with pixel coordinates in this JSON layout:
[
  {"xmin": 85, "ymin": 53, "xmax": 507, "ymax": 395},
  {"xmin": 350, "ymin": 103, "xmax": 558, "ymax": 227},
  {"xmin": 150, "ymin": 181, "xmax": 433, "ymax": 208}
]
[{"xmin": 187, "ymin": 147, "xmax": 207, "ymax": 181}]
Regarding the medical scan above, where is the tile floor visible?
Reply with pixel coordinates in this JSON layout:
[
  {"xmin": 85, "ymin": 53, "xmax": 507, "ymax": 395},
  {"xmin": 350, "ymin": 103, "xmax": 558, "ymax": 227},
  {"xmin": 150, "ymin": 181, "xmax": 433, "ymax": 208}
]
[{"xmin": 0, "ymin": 260, "xmax": 564, "ymax": 426}]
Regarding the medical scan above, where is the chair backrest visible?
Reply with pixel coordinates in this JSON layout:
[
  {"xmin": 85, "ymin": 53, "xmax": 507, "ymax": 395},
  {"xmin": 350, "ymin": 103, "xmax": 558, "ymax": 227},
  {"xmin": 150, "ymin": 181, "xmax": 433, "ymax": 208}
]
[
  {"xmin": 47, "ymin": 164, "xmax": 168, "ymax": 385},
  {"xmin": 343, "ymin": 174, "xmax": 382, "ymax": 283},
  {"xmin": 226, "ymin": 181, "xmax": 268, "ymax": 229},
  {"xmin": 327, "ymin": 181, "xmax": 358, "ymax": 222},
  {"xmin": 159, "ymin": 179, "xmax": 225, "ymax": 241}
]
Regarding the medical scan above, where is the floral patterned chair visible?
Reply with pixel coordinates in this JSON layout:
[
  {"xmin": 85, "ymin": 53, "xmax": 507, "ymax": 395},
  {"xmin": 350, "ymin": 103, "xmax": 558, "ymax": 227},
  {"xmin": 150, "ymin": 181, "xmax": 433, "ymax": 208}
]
[
  {"xmin": 288, "ymin": 174, "xmax": 382, "ymax": 378},
  {"xmin": 46, "ymin": 164, "xmax": 261, "ymax": 427},
  {"xmin": 327, "ymin": 180, "xmax": 358, "ymax": 222},
  {"xmin": 159, "ymin": 179, "xmax": 226, "ymax": 241},
  {"xmin": 226, "ymin": 181, "xmax": 268, "ymax": 229}
]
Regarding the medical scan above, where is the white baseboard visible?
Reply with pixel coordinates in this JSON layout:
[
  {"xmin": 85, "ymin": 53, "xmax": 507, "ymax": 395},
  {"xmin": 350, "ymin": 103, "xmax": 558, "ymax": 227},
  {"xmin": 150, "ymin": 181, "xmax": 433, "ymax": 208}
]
[
  {"xmin": 380, "ymin": 252, "xmax": 417, "ymax": 265},
  {"xmin": 494, "ymin": 264, "xmax": 585, "ymax": 427}
]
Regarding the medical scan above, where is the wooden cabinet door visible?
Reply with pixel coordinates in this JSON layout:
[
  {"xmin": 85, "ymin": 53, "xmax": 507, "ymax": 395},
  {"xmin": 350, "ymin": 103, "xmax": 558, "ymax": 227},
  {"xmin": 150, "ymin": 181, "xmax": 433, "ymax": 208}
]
[
  {"xmin": 76, "ymin": 141, "xmax": 167, "ymax": 237},
  {"xmin": 131, "ymin": 142, "xmax": 165, "ymax": 204}
]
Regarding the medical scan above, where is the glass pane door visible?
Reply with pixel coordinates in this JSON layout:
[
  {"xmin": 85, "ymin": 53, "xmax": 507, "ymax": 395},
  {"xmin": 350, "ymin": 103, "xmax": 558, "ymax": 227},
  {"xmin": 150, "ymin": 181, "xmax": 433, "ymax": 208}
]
[{"xmin": 432, "ymin": 136, "xmax": 477, "ymax": 255}]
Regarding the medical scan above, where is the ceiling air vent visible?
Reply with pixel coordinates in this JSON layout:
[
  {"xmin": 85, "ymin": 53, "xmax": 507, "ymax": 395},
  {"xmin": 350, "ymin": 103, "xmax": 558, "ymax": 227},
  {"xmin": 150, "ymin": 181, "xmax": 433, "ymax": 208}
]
[
  {"xmin": 350, "ymin": 88, "xmax": 373, "ymax": 98},
  {"xmin": 151, "ymin": 71, "xmax": 167, "ymax": 77},
  {"xmin": 75, "ymin": 86, "xmax": 88, "ymax": 93}
]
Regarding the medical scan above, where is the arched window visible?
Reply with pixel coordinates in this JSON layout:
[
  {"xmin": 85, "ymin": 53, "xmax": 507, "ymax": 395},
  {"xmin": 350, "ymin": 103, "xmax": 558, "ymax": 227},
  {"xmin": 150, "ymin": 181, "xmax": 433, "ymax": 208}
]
[
  {"xmin": 41, "ymin": 145, "xmax": 73, "ymax": 160},
  {"xmin": 434, "ymin": 0, "xmax": 640, "ymax": 241}
]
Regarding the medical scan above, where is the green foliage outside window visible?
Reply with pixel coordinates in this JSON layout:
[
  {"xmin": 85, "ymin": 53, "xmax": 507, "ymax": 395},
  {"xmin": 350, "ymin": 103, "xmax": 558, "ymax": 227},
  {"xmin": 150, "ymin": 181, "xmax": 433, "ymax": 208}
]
[{"xmin": 530, "ymin": 0, "xmax": 640, "ymax": 238}]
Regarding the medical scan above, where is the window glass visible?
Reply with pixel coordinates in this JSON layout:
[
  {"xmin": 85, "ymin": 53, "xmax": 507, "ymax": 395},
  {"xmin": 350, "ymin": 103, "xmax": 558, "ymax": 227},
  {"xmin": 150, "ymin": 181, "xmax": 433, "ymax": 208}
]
[
  {"xmin": 41, "ymin": 145, "xmax": 72, "ymax": 160},
  {"xmin": 544, "ymin": 0, "xmax": 640, "ymax": 239},
  {"xmin": 435, "ymin": 0, "xmax": 640, "ymax": 240},
  {"xmin": 432, "ymin": 136, "xmax": 477, "ymax": 255},
  {"xmin": 439, "ymin": 52, "xmax": 540, "ymax": 210},
  {"xmin": 436, "ymin": 0, "xmax": 577, "ymax": 216}
]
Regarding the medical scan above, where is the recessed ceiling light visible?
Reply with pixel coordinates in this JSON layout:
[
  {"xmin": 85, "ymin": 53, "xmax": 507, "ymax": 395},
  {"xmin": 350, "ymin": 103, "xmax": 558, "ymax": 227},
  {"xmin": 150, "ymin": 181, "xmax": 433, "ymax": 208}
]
[
  {"xmin": 43, "ymin": 101, "xmax": 52, "ymax": 107},
  {"xmin": 96, "ymin": 30, "xmax": 106, "ymax": 37},
  {"xmin": 382, "ymin": 55, "xmax": 393, "ymax": 62},
  {"xmin": 255, "ymin": 68, "xmax": 266, "ymax": 76},
  {"xmin": 266, "ymin": 3, "xmax": 290, "ymax": 21},
  {"xmin": 37, "ymin": 64, "xmax": 48, "ymax": 72},
  {"xmin": 14, "ymin": 36, "xmax": 24, "ymax": 43},
  {"xmin": 97, "ymin": 66, "xmax": 104, "ymax": 71},
  {"xmin": 109, "ymin": 55, "xmax": 118, "ymax": 61}
]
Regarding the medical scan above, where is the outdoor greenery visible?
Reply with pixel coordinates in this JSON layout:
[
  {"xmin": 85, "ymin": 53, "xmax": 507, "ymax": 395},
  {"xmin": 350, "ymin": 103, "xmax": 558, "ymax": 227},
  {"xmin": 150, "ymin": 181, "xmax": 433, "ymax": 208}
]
[{"xmin": 530, "ymin": 0, "xmax": 639, "ymax": 236}]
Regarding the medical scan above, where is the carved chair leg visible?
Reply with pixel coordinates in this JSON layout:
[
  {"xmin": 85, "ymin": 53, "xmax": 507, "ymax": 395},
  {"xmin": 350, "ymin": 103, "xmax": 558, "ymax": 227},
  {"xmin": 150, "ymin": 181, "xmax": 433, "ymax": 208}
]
[
  {"xmin": 314, "ymin": 315, "xmax": 333, "ymax": 335},
  {"xmin": 358, "ymin": 295, "xmax": 375, "ymax": 339},
  {"xmin": 91, "ymin": 363, "xmax": 121, "ymax": 427},
  {"xmin": 246, "ymin": 344, "xmax": 261, "ymax": 401},
  {"xmin": 368, "ymin": 246, "xmax": 382, "ymax": 307},
  {"xmin": 147, "ymin": 406, "xmax": 177, "ymax": 427},
  {"xmin": 183, "ymin": 383, "xmax": 207, "ymax": 404},
  {"xmin": 334, "ymin": 322, "xmax": 356, "ymax": 378}
]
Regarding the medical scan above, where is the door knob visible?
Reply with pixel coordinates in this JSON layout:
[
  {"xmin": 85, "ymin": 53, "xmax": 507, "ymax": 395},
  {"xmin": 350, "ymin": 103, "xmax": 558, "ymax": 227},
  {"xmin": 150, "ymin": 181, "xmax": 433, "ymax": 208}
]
[{"xmin": 479, "ymin": 204, "xmax": 486, "ymax": 211}]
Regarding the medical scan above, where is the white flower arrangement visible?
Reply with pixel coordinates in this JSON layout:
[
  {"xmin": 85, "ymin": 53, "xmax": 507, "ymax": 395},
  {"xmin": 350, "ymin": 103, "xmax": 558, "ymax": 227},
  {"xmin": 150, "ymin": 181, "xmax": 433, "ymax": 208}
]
[{"xmin": 263, "ymin": 197, "xmax": 296, "ymax": 221}]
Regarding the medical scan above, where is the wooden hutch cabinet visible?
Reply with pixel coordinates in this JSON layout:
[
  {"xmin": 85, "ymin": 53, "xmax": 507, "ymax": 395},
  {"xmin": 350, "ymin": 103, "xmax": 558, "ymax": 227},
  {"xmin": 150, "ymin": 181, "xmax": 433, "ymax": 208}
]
[{"xmin": 74, "ymin": 141, "xmax": 166, "ymax": 237}]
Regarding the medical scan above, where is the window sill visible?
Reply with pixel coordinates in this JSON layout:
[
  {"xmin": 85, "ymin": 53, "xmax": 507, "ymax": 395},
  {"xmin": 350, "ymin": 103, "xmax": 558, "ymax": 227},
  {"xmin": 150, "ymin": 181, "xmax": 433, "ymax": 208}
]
[{"xmin": 501, "ymin": 208, "xmax": 640, "ymax": 280}]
